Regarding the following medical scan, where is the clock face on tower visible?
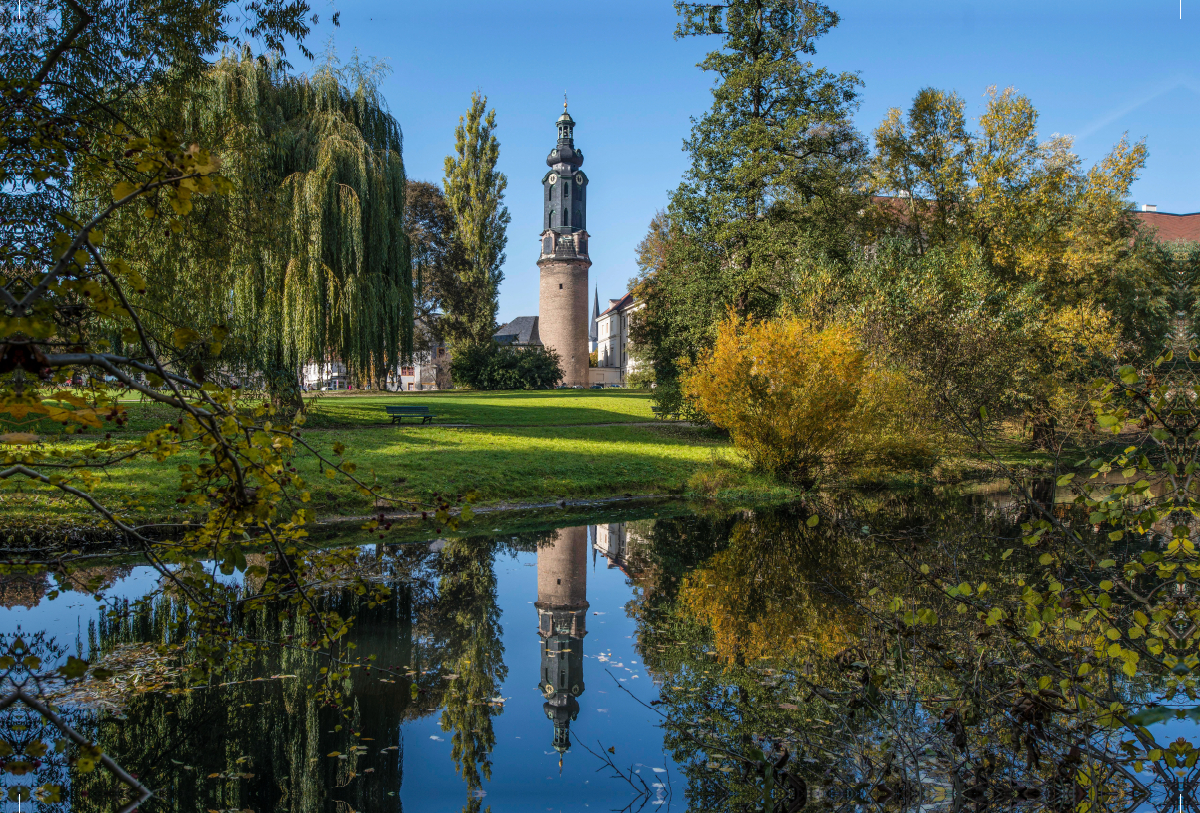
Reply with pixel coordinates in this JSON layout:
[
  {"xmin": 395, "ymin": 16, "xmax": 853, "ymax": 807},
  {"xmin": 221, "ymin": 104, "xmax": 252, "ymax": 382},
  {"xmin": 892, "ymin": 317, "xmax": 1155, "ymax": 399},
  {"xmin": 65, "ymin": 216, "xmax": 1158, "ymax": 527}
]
[
  {"xmin": 576, "ymin": 174, "xmax": 584, "ymax": 185},
  {"xmin": 548, "ymin": 174, "xmax": 557, "ymax": 185}
]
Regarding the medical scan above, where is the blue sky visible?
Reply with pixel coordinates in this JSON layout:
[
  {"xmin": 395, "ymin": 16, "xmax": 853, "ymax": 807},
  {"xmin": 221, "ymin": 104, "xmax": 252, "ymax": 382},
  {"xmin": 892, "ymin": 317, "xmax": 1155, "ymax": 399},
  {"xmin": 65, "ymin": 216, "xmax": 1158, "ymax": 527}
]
[{"xmin": 288, "ymin": 0, "xmax": 1200, "ymax": 323}]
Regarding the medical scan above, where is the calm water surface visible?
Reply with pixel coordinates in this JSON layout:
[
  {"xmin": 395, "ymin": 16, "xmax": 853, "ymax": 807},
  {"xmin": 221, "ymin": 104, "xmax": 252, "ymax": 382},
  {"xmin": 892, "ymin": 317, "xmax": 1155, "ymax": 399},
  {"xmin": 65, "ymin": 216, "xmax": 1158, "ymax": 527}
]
[
  {"xmin": 0, "ymin": 517, "xmax": 690, "ymax": 812},
  {"xmin": 1, "ymin": 493, "xmax": 1190, "ymax": 813}
]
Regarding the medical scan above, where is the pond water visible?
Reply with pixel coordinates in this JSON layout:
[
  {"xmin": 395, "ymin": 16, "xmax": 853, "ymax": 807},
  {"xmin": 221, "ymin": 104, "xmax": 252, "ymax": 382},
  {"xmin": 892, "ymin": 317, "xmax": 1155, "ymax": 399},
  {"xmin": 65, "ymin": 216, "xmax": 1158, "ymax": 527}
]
[
  {"xmin": 0, "ymin": 492, "xmax": 1195, "ymax": 812},
  {"xmin": 0, "ymin": 512, "xmax": 695, "ymax": 812}
]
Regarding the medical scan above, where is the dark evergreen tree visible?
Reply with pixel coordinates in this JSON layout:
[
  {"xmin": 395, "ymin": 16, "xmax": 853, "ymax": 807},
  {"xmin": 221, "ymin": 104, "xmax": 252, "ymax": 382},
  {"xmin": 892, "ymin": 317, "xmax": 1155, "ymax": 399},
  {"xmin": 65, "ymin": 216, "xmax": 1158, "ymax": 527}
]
[
  {"xmin": 632, "ymin": 0, "xmax": 866, "ymax": 410},
  {"xmin": 450, "ymin": 343, "xmax": 563, "ymax": 390}
]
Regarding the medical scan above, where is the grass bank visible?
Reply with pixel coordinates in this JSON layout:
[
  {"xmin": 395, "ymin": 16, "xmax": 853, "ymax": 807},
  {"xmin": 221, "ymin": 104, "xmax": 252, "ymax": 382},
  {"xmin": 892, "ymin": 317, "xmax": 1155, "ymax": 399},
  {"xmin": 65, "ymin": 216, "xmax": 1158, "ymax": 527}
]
[
  {"xmin": 3, "ymin": 392, "xmax": 767, "ymax": 527},
  {"xmin": 2, "ymin": 390, "xmax": 1066, "ymax": 530},
  {"xmin": 300, "ymin": 389, "xmax": 657, "ymax": 427}
]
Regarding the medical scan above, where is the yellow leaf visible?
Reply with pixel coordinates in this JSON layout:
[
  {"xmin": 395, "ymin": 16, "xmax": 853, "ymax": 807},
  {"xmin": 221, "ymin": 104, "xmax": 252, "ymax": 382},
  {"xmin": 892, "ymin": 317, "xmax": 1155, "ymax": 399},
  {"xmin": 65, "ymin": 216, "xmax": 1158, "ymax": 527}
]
[
  {"xmin": 112, "ymin": 181, "xmax": 137, "ymax": 200},
  {"xmin": 0, "ymin": 404, "xmax": 48, "ymax": 419},
  {"xmin": 173, "ymin": 327, "xmax": 201, "ymax": 349}
]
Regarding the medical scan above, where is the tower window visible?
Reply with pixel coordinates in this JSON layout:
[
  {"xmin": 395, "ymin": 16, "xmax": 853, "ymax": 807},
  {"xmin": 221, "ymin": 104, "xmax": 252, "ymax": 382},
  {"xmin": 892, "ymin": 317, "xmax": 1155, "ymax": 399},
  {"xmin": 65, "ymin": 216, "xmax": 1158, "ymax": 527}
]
[
  {"xmin": 559, "ymin": 283, "xmax": 563, "ymax": 289},
  {"xmin": 564, "ymin": 183, "xmax": 569, "ymax": 198}
]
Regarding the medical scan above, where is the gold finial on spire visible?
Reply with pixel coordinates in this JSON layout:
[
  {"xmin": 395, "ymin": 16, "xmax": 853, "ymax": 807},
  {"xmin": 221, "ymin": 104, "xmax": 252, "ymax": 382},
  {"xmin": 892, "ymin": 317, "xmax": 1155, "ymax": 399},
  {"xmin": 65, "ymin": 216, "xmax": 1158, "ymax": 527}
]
[{"xmin": 564, "ymin": 92, "xmax": 568, "ymax": 111}]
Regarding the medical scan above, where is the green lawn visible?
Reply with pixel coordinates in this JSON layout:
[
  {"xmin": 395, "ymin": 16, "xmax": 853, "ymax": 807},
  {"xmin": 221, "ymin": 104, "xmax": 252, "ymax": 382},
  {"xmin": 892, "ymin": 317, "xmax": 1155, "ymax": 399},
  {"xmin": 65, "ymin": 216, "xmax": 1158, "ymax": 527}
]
[
  {"xmin": 299, "ymin": 422, "xmax": 730, "ymax": 512},
  {"xmin": 2, "ymin": 391, "xmax": 1065, "ymax": 529},
  {"xmin": 0, "ymin": 420, "xmax": 741, "ymax": 525},
  {"xmin": 300, "ymin": 389, "xmax": 657, "ymax": 428},
  {"xmin": 10, "ymin": 389, "xmax": 658, "ymax": 437}
]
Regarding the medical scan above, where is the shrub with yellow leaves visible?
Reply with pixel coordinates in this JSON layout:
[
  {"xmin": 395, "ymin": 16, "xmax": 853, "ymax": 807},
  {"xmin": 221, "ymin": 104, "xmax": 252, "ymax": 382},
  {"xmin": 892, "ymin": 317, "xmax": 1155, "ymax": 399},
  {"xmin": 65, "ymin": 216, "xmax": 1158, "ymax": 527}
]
[{"xmin": 682, "ymin": 313, "xmax": 934, "ymax": 479}]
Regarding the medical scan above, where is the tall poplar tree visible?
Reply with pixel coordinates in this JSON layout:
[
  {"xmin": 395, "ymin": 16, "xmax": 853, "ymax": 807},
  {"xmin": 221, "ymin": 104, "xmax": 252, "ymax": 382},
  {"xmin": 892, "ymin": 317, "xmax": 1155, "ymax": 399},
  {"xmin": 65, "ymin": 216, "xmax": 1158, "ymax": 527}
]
[{"xmin": 442, "ymin": 92, "xmax": 510, "ymax": 347}]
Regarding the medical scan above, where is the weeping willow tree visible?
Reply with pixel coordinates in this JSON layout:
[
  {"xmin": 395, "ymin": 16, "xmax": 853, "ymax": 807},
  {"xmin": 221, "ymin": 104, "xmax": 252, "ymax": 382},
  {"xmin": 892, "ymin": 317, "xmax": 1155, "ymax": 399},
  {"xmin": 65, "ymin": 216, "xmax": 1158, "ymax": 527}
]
[{"xmin": 97, "ymin": 50, "xmax": 412, "ymax": 407}]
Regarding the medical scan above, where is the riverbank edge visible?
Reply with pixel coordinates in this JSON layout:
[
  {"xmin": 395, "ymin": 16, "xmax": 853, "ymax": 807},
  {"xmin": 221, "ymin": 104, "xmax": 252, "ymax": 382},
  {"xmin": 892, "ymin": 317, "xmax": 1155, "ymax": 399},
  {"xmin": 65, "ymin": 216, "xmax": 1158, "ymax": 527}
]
[
  {"xmin": 0, "ymin": 461, "xmax": 1037, "ymax": 560},
  {"xmin": 0, "ymin": 493, "xmax": 700, "ymax": 558}
]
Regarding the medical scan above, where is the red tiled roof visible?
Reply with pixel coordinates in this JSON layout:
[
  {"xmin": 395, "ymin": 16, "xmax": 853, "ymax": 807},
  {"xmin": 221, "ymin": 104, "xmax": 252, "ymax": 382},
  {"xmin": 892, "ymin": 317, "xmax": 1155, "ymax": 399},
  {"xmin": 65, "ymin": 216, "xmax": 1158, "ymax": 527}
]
[
  {"xmin": 1134, "ymin": 211, "xmax": 1200, "ymax": 243},
  {"xmin": 872, "ymin": 195, "xmax": 1200, "ymax": 244},
  {"xmin": 600, "ymin": 293, "xmax": 635, "ymax": 317}
]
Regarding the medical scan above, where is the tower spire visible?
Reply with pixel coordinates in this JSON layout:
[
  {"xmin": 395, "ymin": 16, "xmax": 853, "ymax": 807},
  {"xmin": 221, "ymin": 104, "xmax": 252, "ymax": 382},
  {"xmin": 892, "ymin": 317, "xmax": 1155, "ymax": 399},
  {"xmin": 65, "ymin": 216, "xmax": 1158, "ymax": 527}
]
[{"xmin": 589, "ymin": 286, "xmax": 599, "ymax": 349}]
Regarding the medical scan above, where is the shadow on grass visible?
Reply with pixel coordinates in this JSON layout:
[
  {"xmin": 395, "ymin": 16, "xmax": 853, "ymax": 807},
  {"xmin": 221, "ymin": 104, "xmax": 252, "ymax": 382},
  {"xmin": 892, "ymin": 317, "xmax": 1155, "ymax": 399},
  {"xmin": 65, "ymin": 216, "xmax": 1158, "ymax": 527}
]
[{"xmin": 301, "ymin": 390, "xmax": 656, "ymax": 428}]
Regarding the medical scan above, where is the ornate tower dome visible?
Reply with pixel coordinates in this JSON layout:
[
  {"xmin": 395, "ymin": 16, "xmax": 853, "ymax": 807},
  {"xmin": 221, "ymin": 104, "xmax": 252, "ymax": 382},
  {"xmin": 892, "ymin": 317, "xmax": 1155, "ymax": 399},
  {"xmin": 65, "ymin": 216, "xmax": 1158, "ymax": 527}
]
[
  {"xmin": 546, "ymin": 109, "xmax": 584, "ymax": 169},
  {"xmin": 542, "ymin": 102, "xmax": 588, "ymax": 236}
]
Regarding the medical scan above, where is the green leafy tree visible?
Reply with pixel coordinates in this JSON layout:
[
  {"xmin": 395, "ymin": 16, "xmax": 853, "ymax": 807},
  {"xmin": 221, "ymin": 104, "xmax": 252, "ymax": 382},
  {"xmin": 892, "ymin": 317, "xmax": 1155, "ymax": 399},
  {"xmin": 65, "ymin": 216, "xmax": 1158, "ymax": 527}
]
[
  {"xmin": 406, "ymin": 179, "xmax": 468, "ymax": 332},
  {"xmin": 90, "ymin": 52, "xmax": 413, "ymax": 408},
  {"xmin": 633, "ymin": 0, "xmax": 865, "ymax": 409},
  {"xmin": 862, "ymin": 87, "xmax": 1168, "ymax": 441},
  {"xmin": 442, "ymin": 92, "xmax": 510, "ymax": 347},
  {"xmin": 450, "ymin": 343, "xmax": 563, "ymax": 390},
  {"xmin": 0, "ymin": 8, "xmax": 465, "ymax": 806},
  {"xmin": 870, "ymin": 87, "xmax": 972, "ymax": 252}
]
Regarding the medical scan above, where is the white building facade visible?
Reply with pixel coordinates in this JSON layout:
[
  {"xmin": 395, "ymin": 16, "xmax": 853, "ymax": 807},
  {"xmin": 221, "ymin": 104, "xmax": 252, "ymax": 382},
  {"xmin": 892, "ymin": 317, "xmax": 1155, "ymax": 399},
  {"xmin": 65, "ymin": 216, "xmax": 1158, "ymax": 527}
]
[
  {"xmin": 300, "ymin": 319, "xmax": 451, "ymax": 391},
  {"xmin": 588, "ymin": 293, "xmax": 642, "ymax": 387}
]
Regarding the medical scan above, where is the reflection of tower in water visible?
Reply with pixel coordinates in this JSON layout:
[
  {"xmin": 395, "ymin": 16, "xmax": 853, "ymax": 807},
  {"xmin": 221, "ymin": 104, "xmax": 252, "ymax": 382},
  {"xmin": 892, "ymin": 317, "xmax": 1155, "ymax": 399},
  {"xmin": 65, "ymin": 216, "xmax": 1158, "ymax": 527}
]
[{"xmin": 537, "ymin": 526, "xmax": 589, "ymax": 755}]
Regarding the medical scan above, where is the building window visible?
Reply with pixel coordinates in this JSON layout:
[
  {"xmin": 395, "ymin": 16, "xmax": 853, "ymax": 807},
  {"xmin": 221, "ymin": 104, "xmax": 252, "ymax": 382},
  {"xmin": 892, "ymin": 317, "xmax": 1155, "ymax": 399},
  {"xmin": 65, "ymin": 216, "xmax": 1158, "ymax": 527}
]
[
  {"xmin": 559, "ymin": 283, "xmax": 563, "ymax": 289},
  {"xmin": 400, "ymin": 366, "xmax": 415, "ymax": 376},
  {"xmin": 565, "ymin": 210, "xmax": 570, "ymax": 227},
  {"xmin": 564, "ymin": 183, "xmax": 569, "ymax": 198}
]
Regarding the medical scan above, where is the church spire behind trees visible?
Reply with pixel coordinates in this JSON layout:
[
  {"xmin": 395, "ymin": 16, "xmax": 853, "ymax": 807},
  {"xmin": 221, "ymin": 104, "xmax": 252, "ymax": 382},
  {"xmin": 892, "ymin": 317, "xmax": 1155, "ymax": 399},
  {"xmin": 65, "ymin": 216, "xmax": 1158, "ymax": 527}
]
[{"xmin": 589, "ymin": 286, "xmax": 599, "ymax": 351}]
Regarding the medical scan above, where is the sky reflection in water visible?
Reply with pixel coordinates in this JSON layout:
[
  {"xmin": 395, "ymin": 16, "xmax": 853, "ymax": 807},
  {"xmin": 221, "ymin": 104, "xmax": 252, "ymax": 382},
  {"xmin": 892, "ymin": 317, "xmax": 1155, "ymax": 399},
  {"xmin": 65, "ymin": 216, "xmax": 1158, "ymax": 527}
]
[
  {"xmin": 2, "ymin": 493, "xmax": 1192, "ymax": 813},
  {"xmin": 0, "ymin": 519, "xmax": 679, "ymax": 812}
]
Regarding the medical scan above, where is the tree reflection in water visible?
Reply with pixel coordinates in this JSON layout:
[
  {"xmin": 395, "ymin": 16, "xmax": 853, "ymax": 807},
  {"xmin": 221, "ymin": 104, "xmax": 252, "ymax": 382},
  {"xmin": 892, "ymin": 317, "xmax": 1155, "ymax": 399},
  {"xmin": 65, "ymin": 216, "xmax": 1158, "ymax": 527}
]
[
  {"xmin": 0, "ymin": 537, "xmax": 535, "ymax": 813},
  {"xmin": 10, "ymin": 416, "xmax": 1200, "ymax": 813},
  {"xmin": 427, "ymin": 535, "xmax": 508, "ymax": 809},
  {"xmin": 623, "ymin": 492, "xmax": 1192, "ymax": 812}
]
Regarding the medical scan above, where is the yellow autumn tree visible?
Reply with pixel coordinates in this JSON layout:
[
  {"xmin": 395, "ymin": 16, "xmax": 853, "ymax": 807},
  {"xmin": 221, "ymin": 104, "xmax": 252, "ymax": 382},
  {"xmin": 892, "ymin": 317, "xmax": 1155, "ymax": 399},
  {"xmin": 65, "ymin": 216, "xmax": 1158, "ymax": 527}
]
[{"xmin": 682, "ymin": 313, "xmax": 933, "ymax": 479}]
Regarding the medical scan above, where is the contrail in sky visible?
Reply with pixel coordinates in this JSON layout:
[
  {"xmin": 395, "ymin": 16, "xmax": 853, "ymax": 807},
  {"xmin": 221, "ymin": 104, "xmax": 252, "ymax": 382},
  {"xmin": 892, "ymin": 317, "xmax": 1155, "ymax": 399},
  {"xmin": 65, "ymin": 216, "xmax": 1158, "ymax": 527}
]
[{"xmin": 1075, "ymin": 76, "xmax": 1200, "ymax": 140}]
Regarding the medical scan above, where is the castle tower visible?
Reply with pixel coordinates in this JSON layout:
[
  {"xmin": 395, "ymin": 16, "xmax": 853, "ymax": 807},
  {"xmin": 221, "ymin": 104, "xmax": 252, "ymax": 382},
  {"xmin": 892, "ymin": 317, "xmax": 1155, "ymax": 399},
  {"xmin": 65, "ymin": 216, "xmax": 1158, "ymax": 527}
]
[
  {"xmin": 538, "ymin": 101, "xmax": 591, "ymax": 387},
  {"xmin": 536, "ymin": 525, "xmax": 589, "ymax": 754}
]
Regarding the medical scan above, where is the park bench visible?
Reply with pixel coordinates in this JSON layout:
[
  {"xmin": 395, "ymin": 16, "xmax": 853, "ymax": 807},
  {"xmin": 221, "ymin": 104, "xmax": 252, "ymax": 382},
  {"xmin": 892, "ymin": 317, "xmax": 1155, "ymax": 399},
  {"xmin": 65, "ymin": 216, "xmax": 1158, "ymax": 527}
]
[
  {"xmin": 384, "ymin": 405, "xmax": 437, "ymax": 424},
  {"xmin": 651, "ymin": 405, "xmax": 680, "ymax": 420}
]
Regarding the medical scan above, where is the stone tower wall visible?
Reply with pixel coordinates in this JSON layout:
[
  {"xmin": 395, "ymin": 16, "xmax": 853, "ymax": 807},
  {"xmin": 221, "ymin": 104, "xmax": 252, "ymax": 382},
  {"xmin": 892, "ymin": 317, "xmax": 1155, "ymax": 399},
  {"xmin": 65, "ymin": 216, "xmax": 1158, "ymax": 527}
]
[
  {"xmin": 537, "ymin": 525, "xmax": 588, "ymax": 608},
  {"xmin": 537, "ymin": 258, "xmax": 589, "ymax": 387}
]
